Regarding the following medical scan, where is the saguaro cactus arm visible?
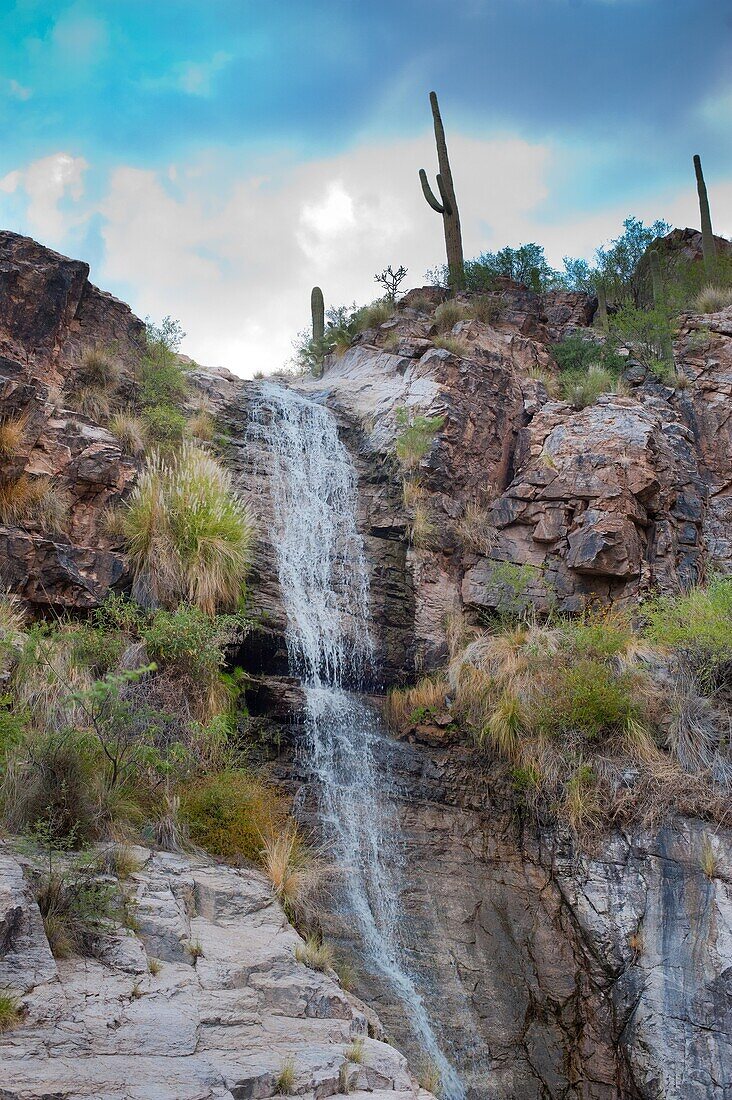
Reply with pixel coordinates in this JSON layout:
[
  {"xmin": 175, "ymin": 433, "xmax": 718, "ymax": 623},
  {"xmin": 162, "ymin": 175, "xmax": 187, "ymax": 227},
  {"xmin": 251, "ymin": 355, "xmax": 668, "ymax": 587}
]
[{"xmin": 693, "ymin": 154, "xmax": 716, "ymax": 272}]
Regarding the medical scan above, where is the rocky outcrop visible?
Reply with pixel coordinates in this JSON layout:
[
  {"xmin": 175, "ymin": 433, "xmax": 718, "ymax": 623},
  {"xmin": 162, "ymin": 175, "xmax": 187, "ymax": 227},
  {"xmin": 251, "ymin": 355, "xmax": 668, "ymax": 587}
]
[{"xmin": 0, "ymin": 844, "xmax": 428, "ymax": 1100}]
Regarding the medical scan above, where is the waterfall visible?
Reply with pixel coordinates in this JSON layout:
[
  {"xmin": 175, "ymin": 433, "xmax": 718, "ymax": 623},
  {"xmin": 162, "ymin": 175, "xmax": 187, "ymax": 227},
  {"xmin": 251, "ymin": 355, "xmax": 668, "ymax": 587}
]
[{"xmin": 248, "ymin": 382, "xmax": 465, "ymax": 1100}]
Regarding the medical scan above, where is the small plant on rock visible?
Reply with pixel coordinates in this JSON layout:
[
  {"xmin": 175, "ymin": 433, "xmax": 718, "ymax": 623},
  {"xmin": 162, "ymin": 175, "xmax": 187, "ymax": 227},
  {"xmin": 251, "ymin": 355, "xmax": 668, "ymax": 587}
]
[
  {"xmin": 0, "ymin": 412, "xmax": 28, "ymax": 457},
  {"xmin": 0, "ymin": 991, "xmax": 23, "ymax": 1033},
  {"xmin": 274, "ymin": 1056, "xmax": 296, "ymax": 1095},
  {"xmin": 294, "ymin": 934, "xmax": 333, "ymax": 972},
  {"xmin": 374, "ymin": 264, "xmax": 408, "ymax": 303}
]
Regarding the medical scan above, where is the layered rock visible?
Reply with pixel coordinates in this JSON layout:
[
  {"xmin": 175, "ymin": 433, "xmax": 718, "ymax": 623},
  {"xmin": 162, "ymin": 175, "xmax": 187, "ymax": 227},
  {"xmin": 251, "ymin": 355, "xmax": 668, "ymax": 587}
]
[{"xmin": 0, "ymin": 844, "xmax": 428, "ymax": 1100}]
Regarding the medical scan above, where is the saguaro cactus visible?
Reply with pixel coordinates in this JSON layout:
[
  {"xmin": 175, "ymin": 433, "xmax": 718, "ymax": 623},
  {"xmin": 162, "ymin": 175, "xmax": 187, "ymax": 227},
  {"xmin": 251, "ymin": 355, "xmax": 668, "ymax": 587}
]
[
  {"xmin": 419, "ymin": 91, "xmax": 465, "ymax": 291},
  {"xmin": 649, "ymin": 249, "xmax": 664, "ymax": 306},
  {"xmin": 693, "ymin": 154, "xmax": 716, "ymax": 274},
  {"xmin": 596, "ymin": 282, "xmax": 608, "ymax": 331},
  {"xmin": 649, "ymin": 249, "xmax": 674, "ymax": 368},
  {"xmin": 311, "ymin": 286, "xmax": 325, "ymax": 342}
]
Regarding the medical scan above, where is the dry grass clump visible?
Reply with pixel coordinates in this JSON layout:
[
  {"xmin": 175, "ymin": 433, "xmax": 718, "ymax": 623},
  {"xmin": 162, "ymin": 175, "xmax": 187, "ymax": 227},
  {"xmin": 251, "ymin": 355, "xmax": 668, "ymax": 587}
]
[
  {"xmin": 260, "ymin": 825, "xmax": 321, "ymax": 922},
  {"xmin": 694, "ymin": 285, "xmax": 732, "ymax": 314},
  {"xmin": 387, "ymin": 601, "xmax": 732, "ymax": 836},
  {"xmin": 187, "ymin": 409, "xmax": 215, "ymax": 442},
  {"xmin": 561, "ymin": 365, "xmax": 619, "ymax": 409},
  {"xmin": 528, "ymin": 366, "xmax": 561, "ymax": 399},
  {"xmin": 0, "ymin": 591, "xmax": 26, "ymax": 649},
  {"xmin": 0, "ymin": 991, "xmax": 23, "ymax": 1033},
  {"xmin": 79, "ymin": 349, "xmax": 122, "ymax": 389},
  {"xmin": 274, "ymin": 1056, "xmax": 296, "ymax": 1095},
  {"xmin": 384, "ymin": 675, "xmax": 449, "ymax": 729},
  {"xmin": 121, "ymin": 443, "xmax": 252, "ymax": 613},
  {"xmin": 433, "ymin": 335, "xmax": 469, "ymax": 358},
  {"xmin": 353, "ymin": 300, "xmax": 393, "ymax": 332},
  {"xmin": 0, "ymin": 412, "xmax": 28, "ymax": 457},
  {"xmin": 469, "ymin": 294, "xmax": 502, "ymax": 325},
  {"xmin": 419, "ymin": 1061, "xmax": 442, "ymax": 1094},
  {"xmin": 109, "ymin": 412, "xmax": 146, "ymax": 457},
  {"xmin": 409, "ymin": 501, "xmax": 436, "ymax": 549},
  {"xmin": 0, "ymin": 476, "xmax": 69, "ymax": 533},
  {"xmin": 69, "ymin": 385, "xmax": 113, "ymax": 423},
  {"xmin": 455, "ymin": 503, "xmax": 495, "ymax": 556},
  {"xmin": 434, "ymin": 299, "xmax": 469, "ymax": 332},
  {"xmin": 294, "ymin": 934, "xmax": 334, "ymax": 972}
]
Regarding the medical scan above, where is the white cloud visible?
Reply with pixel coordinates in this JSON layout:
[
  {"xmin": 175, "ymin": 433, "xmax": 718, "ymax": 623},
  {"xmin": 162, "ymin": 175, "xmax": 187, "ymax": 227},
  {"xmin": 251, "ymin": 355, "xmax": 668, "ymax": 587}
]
[
  {"xmin": 51, "ymin": 10, "xmax": 108, "ymax": 64},
  {"xmin": 3, "ymin": 134, "xmax": 730, "ymax": 379},
  {"xmin": 7, "ymin": 79, "xmax": 32, "ymax": 101},
  {"xmin": 0, "ymin": 152, "xmax": 88, "ymax": 242}
]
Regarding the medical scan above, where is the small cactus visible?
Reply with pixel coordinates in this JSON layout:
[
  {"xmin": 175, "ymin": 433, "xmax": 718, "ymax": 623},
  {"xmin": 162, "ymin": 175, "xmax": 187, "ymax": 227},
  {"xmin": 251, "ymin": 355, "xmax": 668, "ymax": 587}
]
[
  {"xmin": 311, "ymin": 286, "xmax": 325, "ymax": 342},
  {"xmin": 419, "ymin": 92, "xmax": 465, "ymax": 291},
  {"xmin": 693, "ymin": 154, "xmax": 716, "ymax": 274}
]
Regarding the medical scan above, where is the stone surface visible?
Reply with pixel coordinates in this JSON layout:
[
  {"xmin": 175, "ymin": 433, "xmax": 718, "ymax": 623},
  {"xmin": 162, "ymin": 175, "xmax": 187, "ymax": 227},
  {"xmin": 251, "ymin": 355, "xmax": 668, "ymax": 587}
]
[{"xmin": 0, "ymin": 845, "xmax": 426, "ymax": 1100}]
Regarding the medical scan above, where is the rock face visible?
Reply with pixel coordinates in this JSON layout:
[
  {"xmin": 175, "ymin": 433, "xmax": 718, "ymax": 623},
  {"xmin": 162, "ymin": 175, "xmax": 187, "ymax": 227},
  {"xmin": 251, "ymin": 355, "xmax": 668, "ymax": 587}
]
[
  {"xmin": 0, "ymin": 845, "xmax": 427, "ymax": 1100},
  {"xmin": 3, "ymin": 230, "xmax": 732, "ymax": 1100}
]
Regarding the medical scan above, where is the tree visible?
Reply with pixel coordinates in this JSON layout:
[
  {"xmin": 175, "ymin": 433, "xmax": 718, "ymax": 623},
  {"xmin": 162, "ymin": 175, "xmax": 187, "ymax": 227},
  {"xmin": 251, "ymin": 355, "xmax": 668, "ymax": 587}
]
[{"xmin": 375, "ymin": 265, "xmax": 408, "ymax": 303}]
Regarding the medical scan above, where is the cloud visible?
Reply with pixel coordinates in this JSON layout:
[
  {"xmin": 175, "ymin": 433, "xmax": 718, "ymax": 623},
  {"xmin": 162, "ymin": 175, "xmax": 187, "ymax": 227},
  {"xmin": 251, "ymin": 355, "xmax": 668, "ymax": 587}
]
[
  {"xmin": 7, "ymin": 79, "xmax": 32, "ymax": 101},
  {"xmin": 3, "ymin": 132, "xmax": 731, "ymax": 380},
  {"xmin": 0, "ymin": 152, "xmax": 88, "ymax": 242},
  {"xmin": 51, "ymin": 9, "xmax": 108, "ymax": 65}
]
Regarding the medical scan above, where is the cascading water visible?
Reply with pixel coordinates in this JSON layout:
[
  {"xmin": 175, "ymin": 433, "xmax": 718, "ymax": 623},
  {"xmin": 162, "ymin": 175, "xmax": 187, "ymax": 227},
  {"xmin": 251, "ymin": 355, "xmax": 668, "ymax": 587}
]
[{"xmin": 249, "ymin": 381, "xmax": 465, "ymax": 1100}]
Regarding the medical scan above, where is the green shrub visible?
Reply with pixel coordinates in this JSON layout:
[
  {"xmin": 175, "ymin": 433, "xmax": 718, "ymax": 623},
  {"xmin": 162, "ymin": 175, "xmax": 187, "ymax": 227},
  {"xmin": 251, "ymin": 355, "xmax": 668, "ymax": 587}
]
[
  {"xmin": 122, "ymin": 443, "xmax": 253, "ymax": 614},
  {"xmin": 611, "ymin": 304, "xmax": 674, "ymax": 371},
  {"xmin": 180, "ymin": 770, "xmax": 287, "ymax": 863},
  {"xmin": 352, "ymin": 300, "xmax": 392, "ymax": 332},
  {"xmin": 551, "ymin": 334, "xmax": 626, "ymax": 375},
  {"xmin": 36, "ymin": 869, "xmax": 118, "ymax": 959},
  {"xmin": 142, "ymin": 405, "xmax": 186, "ymax": 444},
  {"xmin": 92, "ymin": 594, "xmax": 146, "ymax": 635},
  {"xmin": 394, "ymin": 407, "xmax": 445, "ymax": 471},
  {"xmin": 536, "ymin": 660, "xmax": 638, "ymax": 741},
  {"xmin": 0, "ymin": 990, "xmax": 23, "ymax": 1032},
  {"xmin": 561, "ymin": 365, "xmax": 618, "ymax": 408},
  {"xmin": 142, "ymin": 605, "xmax": 240, "ymax": 681},
  {"xmin": 69, "ymin": 625, "xmax": 126, "ymax": 677},
  {"xmin": 139, "ymin": 318, "xmax": 187, "ymax": 407},
  {"xmin": 643, "ymin": 577, "xmax": 732, "ymax": 659}
]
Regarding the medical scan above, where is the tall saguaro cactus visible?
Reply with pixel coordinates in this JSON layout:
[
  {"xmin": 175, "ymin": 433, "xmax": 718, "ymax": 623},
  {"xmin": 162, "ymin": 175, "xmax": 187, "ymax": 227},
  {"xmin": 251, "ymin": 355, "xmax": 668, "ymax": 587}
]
[
  {"xmin": 311, "ymin": 286, "xmax": 325, "ymax": 342},
  {"xmin": 693, "ymin": 154, "xmax": 716, "ymax": 274},
  {"xmin": 649, "ymin": 249, "xmax": 674, "ymax": 368},
  {"xmin": 419, "ymin": 91, "xmax": 465, "ymax": 291}
]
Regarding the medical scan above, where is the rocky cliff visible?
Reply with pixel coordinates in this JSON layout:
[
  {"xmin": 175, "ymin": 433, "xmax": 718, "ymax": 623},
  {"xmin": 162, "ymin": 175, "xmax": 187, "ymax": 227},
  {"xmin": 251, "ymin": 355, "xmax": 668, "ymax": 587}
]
[{"xmin": 1, "ymin": 230, "xmax": 731, "ymax": 1099}]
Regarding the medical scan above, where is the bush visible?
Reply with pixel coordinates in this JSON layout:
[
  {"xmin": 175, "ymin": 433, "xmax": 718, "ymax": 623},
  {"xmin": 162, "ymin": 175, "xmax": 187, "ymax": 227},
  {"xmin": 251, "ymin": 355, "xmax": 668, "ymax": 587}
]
[
  {"xmin": 139, "ymin": 319, "xmax": 188, "ymax": 408},
  {"xmin": 394, "ymin": 408, "xmax": 445, "ymax": 472},
  {"xmin": 551, "ymin": 334, "xmax": 626, "ymax": 376},
  {"xmin": 122, "ymin": 443, "xmax": 252, "ymax": 613},
  {"xmin": 0, "ymin": 476, "xmax": 69, "ymax": 532},
  {"xmin": 434, "ymin": 300, "xmax": 469, "ymax": 331},
  {"xmin": 536, "ymin": 660, "xmax": 638, "ymax": 741},
  {"xmin": 561, "ymin": 365, "xmax": 619, "ymax": 408},
  {"xmin": 36, "ymin": 868, "xmax": 118, "ymax": 959},
  {"xmin": 694, "ymin": 285, "xmax": 732, "ymax": 314},
  {"xmin": 142, "ymin": 604, "xmax": 240, "ymax": 682},
  {"xmin": 433, "ymin": 335, "xmax": 468, "ymax": 357},
  {"xmin": 643, "ymin": 576, "xmax": 732, "ymax": 669},
  {"xmin": 611, "ymin": 303, "xmax": 673, "ymax": 371},
  {"xmin": 78, "ymin": 349, "xmax": 122, "ymax": 390},
  {"xmin": 0, "ymin": 412, "xmax": 27, "ymax": 457},
  {"xmin": 109, "ymin": 412, "xmax": 146, "ymax": 457},
  {"xmin": 180, "ymin": 770, "xmax": 287, "ymax": 863},
  {"xmin": 142, "ymin": 405, "xmax": 186, "ymax": 445},
  {"xmin": 352, "ymin": 299, "xmax": 393, "ymax": 332}
]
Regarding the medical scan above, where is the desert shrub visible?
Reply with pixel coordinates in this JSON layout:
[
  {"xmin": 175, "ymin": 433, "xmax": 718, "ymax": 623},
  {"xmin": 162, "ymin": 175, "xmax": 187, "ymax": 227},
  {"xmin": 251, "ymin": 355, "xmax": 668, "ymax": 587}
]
[
  {"xmin": 536, "ymin": 660, "xmax": 639, "ymax": 741},
  {"xmin": 0, "ymin": 729, "xmax": 100, "ymax": 842},
  {"xmin": 93, "ymin": 593, "xmax": 146, "ymax": 635},
  {"xmin": 122, "ymin": 443, "xmax": 252, "ymax": 613},
  {"xmin": 429, "ymin": 243, "xmax": 558, "ymax": 293},
  {"xmin": 479, "ymin": 561, "xmax": 538, "ymax": 620},
  {"xmin": 36, "ymin": 867, "xmax": 118, "ymax": 959},
  {"xmin": 434, "ymin": 299, "xmax": 469, "ymax": 331},
  {"xmin": 180, "ymin": 770, "xmax": 287, "ymax": 863},
  {"xmin": 138, "ymin": 318, "xmax": 188, "ymax": 408},
  {"xmin": 0, "ymin": 697, "xmax": 27, "ymax": 756},
  {"xmin": 142, "ymin": 604, "xmax": 239, "ymax": 680},
  {"xmin": 611, "ymin": 303, "xmax": 674, "ymax": 372},
  {"xmin": 551, "ymin": 334, "xmax": 626, "ymax": 376},
  {"xmin": 78, "ymin": 349, "xmax": 122, "ymax": 390},
  {"xmin": 187, "ymin": 409, "xmax": 215, "ymax": 441},
  {"xmin": 433, "ymin": 334, "xmax": 468, "ymax": 357},
  {"xmin": 561, "ymin": 365, "xmax": 619, "ymax": 408},
  {"xmin": 643, "ymin": 577, "xmax": 732, "ymax": 659},
  {"xmin": 694, "ymin": 285, "xmax": 732, "ymax": 314},
  {"xmin": 142, "ymin": 404, "xmax": 186, "ymax": 445},
  {"xmin": 294, "ymin": 934, "xmax": 333, "ymax": 972},
  {"xmin": 0, "ymin": 991, "xmax": 23, "ymax": 1032},
  {"xmin": 0, "ymin": 412, "xmax": 27, "ymax": 457},
  {"xmin": 109, "ymin": 412, "xmax": 146, "ymax": 457},
  {"xmin": 394, "ymin": 407, "xmax": 445, "ymax": 472},
  {"xmin": 0, "ymin": 475, "xmax": 68, "ymax": 532}
]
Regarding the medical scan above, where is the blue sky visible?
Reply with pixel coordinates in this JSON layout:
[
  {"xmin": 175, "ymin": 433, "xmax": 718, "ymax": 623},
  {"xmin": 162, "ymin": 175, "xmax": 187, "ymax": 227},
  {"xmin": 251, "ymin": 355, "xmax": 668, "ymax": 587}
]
[{"xmin": 1, "ymin": 0, "xmax": 730, "ymax": 373}]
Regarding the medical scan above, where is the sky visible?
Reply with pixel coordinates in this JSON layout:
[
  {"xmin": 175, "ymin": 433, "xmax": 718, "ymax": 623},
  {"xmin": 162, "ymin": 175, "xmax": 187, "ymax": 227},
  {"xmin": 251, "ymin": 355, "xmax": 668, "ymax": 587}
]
[{"xmin": 0, "ymin": 0, "xmax": 730, "ymax": 376}]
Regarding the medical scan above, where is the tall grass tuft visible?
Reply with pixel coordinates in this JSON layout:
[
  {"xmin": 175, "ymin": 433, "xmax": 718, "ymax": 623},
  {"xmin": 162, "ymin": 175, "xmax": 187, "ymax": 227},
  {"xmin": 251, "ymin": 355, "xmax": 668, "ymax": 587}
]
[
  {"xmin": 122, "ymin": 443, "xmax": 252, "ymax": 613},
  {"xmin": 0, "ymin": 412, "xmax": 28, "ymax": 457}
]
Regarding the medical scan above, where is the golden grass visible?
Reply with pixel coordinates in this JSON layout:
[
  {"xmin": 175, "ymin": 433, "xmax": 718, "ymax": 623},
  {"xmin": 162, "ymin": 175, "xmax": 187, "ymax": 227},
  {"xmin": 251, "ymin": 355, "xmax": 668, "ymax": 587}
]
[
  {"xmin": 455, "ymin": 503, "xmax": 494, "ymax": 556},
  {"xmin": 345, "ymin": 1039, "xmax": 364, "ymax": 1064},
  {"xmin": 433, "ymin": 335, "xmax": 468, "ymax": 358},
  {"xmin": 409, "ymin": 501, "xmax": 435, "ymax": 549},
  {"xmin": 259, "ymin": 825, "xmax": 316, "ymax": 920},
  {"xmin": 187, "ymin": 410, "xmax": 215, "ymax": 442},
  {"xmin": 419, "ymin": 1060, "xmax": 442, "ymax": 1094},
  {"xmin": 0, "ymin": 476, "xmax": 69, "ymax": 533},
  {"xmin": 694, "ymin": 285, "xmax": 732, "ymax": 314},
  {"xmin": 78, "ymin": 348, "xmax": 122, "ymax": 389},
  {"xmin": 700, "ymin": 835, "xmax": 718, "ymax": 880},
  {"xmin": 434, "ymin": 300, "xmax": 469, "ymax": 332},
  {"xmin": 109, "ymin": 412, "xmax": 146, "ymax": 457},
  {"xmin": 294, "ymin": 934, "xmax": 333, "ymax": 972},
  {"xmin": 274, "ymin": 1056, "xmax": 296, "ymax": 1095},
  {"xmin": 0, "ymin": 991, "xmax": 23, "ymax": 1033},
  {"xmin": 384, "ymin": 675, "xmax": 449, "ymax": 731},
  {"xmin": 0, "ymin": 412, "xmax": 28, "ymax": 457},
  {"xmin": 122, "ymin": 443, "xmax": 253, "ymax": 613},
  {"xmin": 69, "ymin": 385, "xmax": 113, "ymax": 422}
]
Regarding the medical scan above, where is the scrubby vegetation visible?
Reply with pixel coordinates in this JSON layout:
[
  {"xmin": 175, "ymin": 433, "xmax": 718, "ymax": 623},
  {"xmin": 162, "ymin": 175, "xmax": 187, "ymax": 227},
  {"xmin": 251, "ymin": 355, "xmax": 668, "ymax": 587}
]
[
  {"xmin": 122, "ymin": 443, "xmax": 252, "ymax": 613},
  {"xmin": 386, "ymin": 578, "xmax": 732, "ymax": 838}
]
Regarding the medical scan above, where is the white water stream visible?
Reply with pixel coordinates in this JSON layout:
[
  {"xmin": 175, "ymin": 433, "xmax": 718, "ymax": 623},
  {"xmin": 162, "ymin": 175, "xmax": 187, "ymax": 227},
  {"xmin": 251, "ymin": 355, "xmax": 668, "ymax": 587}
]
[{"xmin": 248, "ymin": 382, "xmax": 465, "ymax": 1100}]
